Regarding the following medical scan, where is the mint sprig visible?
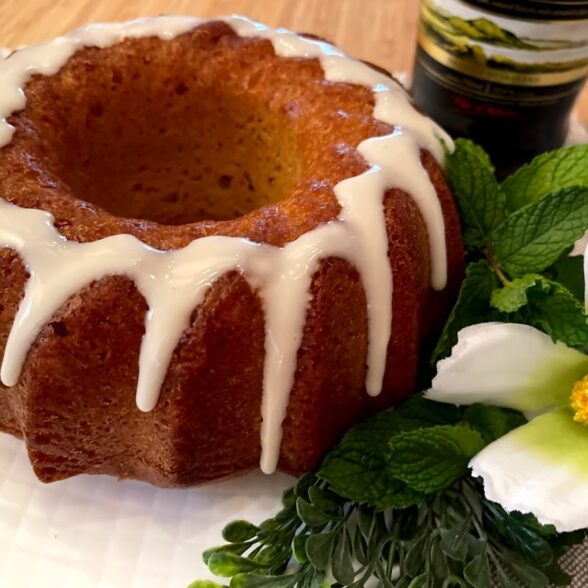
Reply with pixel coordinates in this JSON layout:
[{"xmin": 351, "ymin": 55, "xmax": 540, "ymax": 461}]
[
  {"xmin": 490, "ymin": 187, "xmax": 588, "ymax": 276},
  {"xmin": 502, "ymin": 143, "xmax": 588, "ymax": 211},
  {"xmin": 437, "ymin": 139, "xmax": 588, "ymax": 359},
  {"xmin": 445, "ymin": 138, "xmax": 507, "ymax": 250}
]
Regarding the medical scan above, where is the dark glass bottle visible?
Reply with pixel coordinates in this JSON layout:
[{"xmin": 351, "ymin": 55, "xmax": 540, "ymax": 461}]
[{"xmin": 412, "ymin": 0, "xmax": 588, "ymax": 175}]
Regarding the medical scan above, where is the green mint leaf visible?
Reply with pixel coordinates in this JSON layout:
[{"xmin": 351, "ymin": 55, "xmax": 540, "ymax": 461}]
[
  {"xmin": 187, "ymin": 581, "xmax": 226, "ymax": 588},
  {"xmin": 387, "ymin": 425, "xmax": 485, "ymax": 494},
  {"xmin": 318, "ymin": 410, "xmax": 425, "ymax": 509},
  {"xmin": 463, "ymin": 405, "xmax": 526, "ymax": 444},
  {"xmin": 390, "ymin": 394, "xmax": 462, "ymax": 429},
  {"xmin": 318, "ymin": 436, "xmax": 425, "ymax": 509},
  {"xmin": 547, "ymin": 254, "xmax": 586, "ymax": 303},
  {"xmin": 522, "ymin": 278, "xmax": 588, "ymax": 353},
  {"xmin": 433, "ymin": 260, "xmax": 502, "ymax": 363},
  {"xmin": 490, "ymin": 186, "xmax": 588, "ymax": 276},
  {"xmin": 487, "ymin": 503, "xmax": 553, "ymax": 567},
  {"xmin": 502, "ymin": 144, "xmax": 588, "ymax": 211},
  {"xmin": 318, "ymin": 399, "xmax": 461, "ymax": 509},
  {"xmin": 491, "ymin": 274, "xmax": 540, "ymax": 313},
  {"xmin": 446, "ymin": 138, "xmax": 507, "ymax": 250}
]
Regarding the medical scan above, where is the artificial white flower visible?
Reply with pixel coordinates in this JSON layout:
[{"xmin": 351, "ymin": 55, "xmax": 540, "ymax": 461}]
[
  {"xmin": 426, "ymin": 322, "xmax": 588, "ymax": 533},
  {"xmin": 571, "ymin": 231, "xmax": 588, "ymax": 311}
]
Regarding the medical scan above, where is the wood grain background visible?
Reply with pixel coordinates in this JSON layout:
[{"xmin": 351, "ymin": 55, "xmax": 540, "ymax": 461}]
[{"xmin": 0, "ymin": 0, "xmax": 586, "ymax": 122}]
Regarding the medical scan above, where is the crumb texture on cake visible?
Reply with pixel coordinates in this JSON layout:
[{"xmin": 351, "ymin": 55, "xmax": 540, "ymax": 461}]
[{"xmin": 0, "ymin": 16, "xmax": 463, "ymax": 486}]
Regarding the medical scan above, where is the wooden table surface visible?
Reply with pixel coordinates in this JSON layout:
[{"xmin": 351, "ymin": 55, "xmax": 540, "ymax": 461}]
[{"xmin": 0, "ymin": 0, "xmax": 587, "ymax": 121}]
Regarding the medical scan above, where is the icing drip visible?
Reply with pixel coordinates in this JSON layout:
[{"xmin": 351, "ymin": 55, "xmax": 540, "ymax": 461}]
[{"xmin": 0, "ymin": 16, "xmax": 452, "ymax": 474}]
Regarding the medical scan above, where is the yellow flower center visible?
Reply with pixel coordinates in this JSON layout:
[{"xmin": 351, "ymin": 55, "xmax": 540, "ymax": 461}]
[{"xmin": 570, "ymin": 375, "xmax": 588, "ymax": 426}]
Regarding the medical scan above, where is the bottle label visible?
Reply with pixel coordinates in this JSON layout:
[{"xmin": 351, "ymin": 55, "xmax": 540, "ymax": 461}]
[{"xmin": 419, "ymin": 0, "xmax": 588, "ymax": 87}]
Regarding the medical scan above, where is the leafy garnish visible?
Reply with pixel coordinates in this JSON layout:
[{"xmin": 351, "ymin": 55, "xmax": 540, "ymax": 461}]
[
  {"xmin": 445, "ymin": 138, "xmax": 507, "ymax": 250},
  {"xmin": 195, "ymin": 140, "xmax": 588, "ymax": 588},
  {"xmin": 195, "ymin": 470, "xmax": 583, "ymax": 587},
  {"xmin": 490, "ymin": 187, "xmax": 588, "ymax": 276},
  {"xmin": 432, "ymin": 260, "xmax": 501, "ymax": 363},
  {"xmin": 502, "ymin": 143, "xmax": 588, "ymax": 211},
  {"xmin": 438, "ymin": 139, "xmax": 588, "ymax": 357},
  {"xmin": 387, "ymin": 425, "xmax": 484, "ymax": 493}
]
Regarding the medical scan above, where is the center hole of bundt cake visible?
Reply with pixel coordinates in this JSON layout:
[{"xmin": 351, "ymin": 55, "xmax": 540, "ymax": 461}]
[{"xmin": 29, "ymin": 68, "xmax": 301, "ymax": 225}]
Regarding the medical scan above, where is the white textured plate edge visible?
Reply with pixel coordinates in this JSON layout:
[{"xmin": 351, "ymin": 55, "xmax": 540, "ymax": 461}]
[{"xmin": 0, "ymin": 433, "xmax": 293, "ymax": 588}]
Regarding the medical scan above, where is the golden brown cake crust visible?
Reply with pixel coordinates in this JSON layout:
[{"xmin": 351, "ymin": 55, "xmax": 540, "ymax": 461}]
[{"xmin": 0, "ymin": 20, "xmax": 463, "ymax": 486}]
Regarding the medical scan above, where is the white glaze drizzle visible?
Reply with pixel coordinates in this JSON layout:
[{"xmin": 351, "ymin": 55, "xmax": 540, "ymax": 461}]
[{"xmin": 0, "ymin": 16, "xmax": 452, "ymax": 474}]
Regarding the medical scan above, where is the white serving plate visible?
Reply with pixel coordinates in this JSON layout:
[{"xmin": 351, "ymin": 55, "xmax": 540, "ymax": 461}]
[{"xmin": 0, "ymin": 433, "xmax": 293, "ymax": 587}]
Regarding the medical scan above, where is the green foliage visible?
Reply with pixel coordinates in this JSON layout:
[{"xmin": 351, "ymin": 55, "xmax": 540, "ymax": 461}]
[
  {"xmin": 387, "ymin": 425, "xmax": 485, "ymax": 493},
  {"xmin": 445, "ymin": 138, "xmax": 507, "ymax": 250},
  {"xmin": 490, "ymin": 187, "xmax": 588, "ymax": 276},
  {"xmin": 196, "ymin": 475, "xmax": 583, "ymax": 588},
  {"xmin": 432, "ymin": 260, "xmax": 501, "ymax": 363},
  {"xmin": 501, "ymin": 143, "xmax": 588, "ymax": 211},
  {"xmin": 194, "ymin": 140, "xmax": 588, "ymax": 588},
  {"xmin": 440, "ymin": 139, "xmax": 588, "ymax": 357}
]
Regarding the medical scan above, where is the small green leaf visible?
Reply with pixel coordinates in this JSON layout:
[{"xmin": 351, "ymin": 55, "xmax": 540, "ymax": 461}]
[
  {"xmin": 502, "ymin": 143, "xmax": 588, "ymax": 211},
  {"xmin": 462, "ymin": 405, "xmax": 526, "ymax": 444},
  {"xmin": 491, "ymin": 274, "xmax": 540, "ymax": 313},
  {"xmin": 391, "ymin": 394, "xmax": 463, "ymax": 430},
  {"xmin": 357, "ymin": 506, "xmax": 375, "ymax": 538},
  {"xmin": 433, "ymin": 261, "xmax": 502, "ymax": 363},
  {"xmin": 292, "ymin": 534, "xmax": 308, "ymax": 563},
  {"xmin": 487, "ymin": 503, "xmax": 553, "ymax": 567},
  {"xmin": 294, "ymin": 473, "xmax": 317, "ymax": 499},
  {"xmin": 332, "ymin": 533, "xmax": 355, "ymax": 584},
  {"xmin": 506, "ymin": 560, "xmax": 549, "ymax": 587},
  {"xmin": 222, "ymin": 521, "xmax": 259, "ymax": 543},
  {"xmin": 318, "ymin": 411, "xmax": 425, "ymax": 509},
  {"xmin": 490, "ymin": 187, "xmax": 588, "ymax": 277},
  {"xmin": 308, "ymin": 486, "xmax": 342, "ymax": 512},
  {"xmin": 296, "ymin": 498, "xmax": 334, "ymax": 527},
  {"xmin": 430, "ymin": 539, "xmax": 450, "ymax": 582},
  {"xmin": 463, "ymin": 552, "xmax": 491, "ymax": 588},
  {"xmin": 446, "ymin": 138, "xmax": 507, "ymax": 250},
  {"xmin": 440, "ymin": 519, "xmax": 471, "ymax": 562},
  {"xmin": 281, "ymin": 488, "xmax": 295, "ymax": 509},
  {"xmin": 230, "ymin": 574, "xmax": 294, "ymax": 588},
  {"xmin": 522, "ymin": 278, "xmax": 588, "ymax": 352},
  {"xmin": 494, "ymin": 565, "xmax": 519, "ymax": 588},
  {"xmin": 208, "ymin": 553, "xmax": 267, "ymax": 578},
  {"xmin": 187, "ymin": 581, "xmax": 226, "ymax": 588},
  {"xmin": 548, "ymin": 254, "xmax": 585, "ymax": 303},
  {"xmin": 203, "ymin": 543, "xmax": 250, "ymax": 565},
  {"xmin": 387, "ymin": 426, "xmax": 485, "ymax": 494},
  {"xmin": 306, "ymin": 531, "xmax": 336, "ymax": 571},
  {"xmin": 405, "ymin": 531, "xmax": 429, "ymax": 576},
  {"xmin": 407, "ymin": 572, "xmax": 431, "ymax": 588}
]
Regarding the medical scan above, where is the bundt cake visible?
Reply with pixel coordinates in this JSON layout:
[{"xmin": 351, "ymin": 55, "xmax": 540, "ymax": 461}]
[{"xmin": 0, "ymin": 16, "xmax": 463, "ymax": 487}]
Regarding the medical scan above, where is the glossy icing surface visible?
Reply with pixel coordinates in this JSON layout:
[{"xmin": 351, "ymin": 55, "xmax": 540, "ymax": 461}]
[{"xmin": 0, "ymin": 16, "xmax": 452, "ymax": 473}]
